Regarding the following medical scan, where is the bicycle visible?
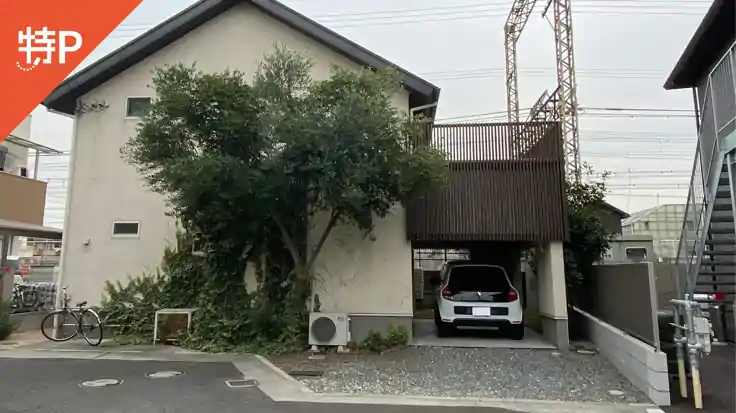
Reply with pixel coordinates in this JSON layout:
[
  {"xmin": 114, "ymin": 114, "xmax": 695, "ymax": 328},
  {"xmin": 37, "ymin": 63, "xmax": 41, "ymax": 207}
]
[
  {"xmin": 11, "ymin": 283, "xmax": 41, "ymax": 312},
  {"xmin": 40, "ymin": 287, "xmax": 104, "ymax": 346}
]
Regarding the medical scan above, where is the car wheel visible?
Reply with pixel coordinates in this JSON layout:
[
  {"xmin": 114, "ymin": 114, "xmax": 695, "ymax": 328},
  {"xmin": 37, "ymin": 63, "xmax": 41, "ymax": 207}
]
[
  {"xmin": 434, "ymin": 308, "xmax": 454, "ymax": 338},
  {"xmin": 508, "ymin": 324, "xmax": 525, "ymax": 340}
]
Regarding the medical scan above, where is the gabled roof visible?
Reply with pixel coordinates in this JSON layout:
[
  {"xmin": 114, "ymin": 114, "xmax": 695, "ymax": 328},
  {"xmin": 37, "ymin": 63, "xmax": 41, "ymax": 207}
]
[
  {"xmin": 621, "ymin": 204, "xmax": 687, "ymax": 227},
  {"xmin": 597, "ymin": 201, "xmax": 629, "ymax": 219},
  {"xmin": 622, "ymin": 206, "xmax": 658, "ymax": 227},
  {"xmin": 664, "ymin": 0, "xmax": 735, "ymax": 90},
  {"xmin": 42, "ymin": 0, "xmax": 440, "ymax": 116}
]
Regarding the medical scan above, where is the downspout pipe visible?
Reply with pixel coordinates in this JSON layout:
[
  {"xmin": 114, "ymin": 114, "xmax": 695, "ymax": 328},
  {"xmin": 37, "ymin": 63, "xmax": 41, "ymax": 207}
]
[
  {"xmin": 691, "ymin": 87, "xmax": 701, "ymax": 131},
  {"xmin": 409, "ymin": 102, "xmax": 439, "ymax": 118}
]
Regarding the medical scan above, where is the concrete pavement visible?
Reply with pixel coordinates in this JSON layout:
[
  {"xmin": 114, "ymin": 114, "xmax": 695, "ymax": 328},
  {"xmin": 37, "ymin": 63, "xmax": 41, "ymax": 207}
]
[{"xmin": 0, "ymin": 342, "xmax": 663, "ymax": 413}]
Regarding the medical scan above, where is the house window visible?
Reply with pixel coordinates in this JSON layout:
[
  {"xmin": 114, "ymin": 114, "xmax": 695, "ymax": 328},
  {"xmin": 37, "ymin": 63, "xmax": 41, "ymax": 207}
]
[
  {"xmin": 112, "ymin": 221, "xmax": 140, "ymax": 238},
  {"xmin": 125, "ymin": 97, "xmax": 151, "ymax": 118},
  {"xmin": 625, "ymin": 247, "xmax": 648, "ymax": 262}
]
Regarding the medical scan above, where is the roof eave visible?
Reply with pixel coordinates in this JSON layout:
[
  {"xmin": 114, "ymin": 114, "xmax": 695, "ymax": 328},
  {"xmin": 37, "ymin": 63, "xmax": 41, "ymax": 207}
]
[
  {"xmin": 664, "ymin": 0, "xmax": 735, "ymax": 90},
  {"xmin": 42, "ymin": 0, "xmax": 440, "ymax": 116},
  {"xmin": 43, "ymin": 0, "xmax": 234, "ymax": 114}
]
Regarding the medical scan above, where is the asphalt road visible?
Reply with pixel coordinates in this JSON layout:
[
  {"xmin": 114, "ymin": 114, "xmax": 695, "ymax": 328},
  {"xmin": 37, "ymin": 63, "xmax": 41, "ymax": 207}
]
[
  {"xmin": 0, "ymin": 358, "xmax": 522, "ymax": 413},
  {"xmin": 663, "ymin": 345, "xmax": 735, "ymax": 413}
]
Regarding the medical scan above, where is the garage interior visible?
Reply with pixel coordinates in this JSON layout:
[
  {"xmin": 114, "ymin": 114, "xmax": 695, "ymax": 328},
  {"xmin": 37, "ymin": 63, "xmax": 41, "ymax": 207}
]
[{"xmin": 406, "ymin": 122, "xmax": 569, "ymax": 349}]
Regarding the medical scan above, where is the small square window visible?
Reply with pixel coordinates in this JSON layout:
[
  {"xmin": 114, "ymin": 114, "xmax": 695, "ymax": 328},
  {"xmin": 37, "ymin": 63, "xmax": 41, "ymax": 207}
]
[
  {"xmin": 625, "ymin": 247, "xmax": 648, "ymax": 262},
  {"xmin": 126, "ymin": 97, "xmax": 151, "ymax": 118},
  {"xmin": 112, "ymin": 221, "xmax": 140, "ymax": 238}
]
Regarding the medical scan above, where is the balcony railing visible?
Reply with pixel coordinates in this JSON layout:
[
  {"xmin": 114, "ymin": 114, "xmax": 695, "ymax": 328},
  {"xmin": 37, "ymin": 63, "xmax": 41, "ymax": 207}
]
[{"xmin": 0, "ymin": 171, "xmax": 47, "ymax": 226}]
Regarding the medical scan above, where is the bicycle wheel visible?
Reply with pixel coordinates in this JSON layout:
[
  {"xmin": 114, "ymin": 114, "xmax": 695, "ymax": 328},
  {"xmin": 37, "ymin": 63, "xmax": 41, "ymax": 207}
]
[
  {"xmin": 80, "ymin": 309, "xmax": 103, "ymax": 346},
  {"xmin": 41, "ymin": 310, "xmax": 79, "ymax": 342}
]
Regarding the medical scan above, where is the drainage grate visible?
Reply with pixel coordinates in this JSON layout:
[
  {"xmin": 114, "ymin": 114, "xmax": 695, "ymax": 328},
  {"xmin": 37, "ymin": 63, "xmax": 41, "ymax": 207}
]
[
  {"xmin": 79, "ymin": 379, "xmax": 123, "ymax": 388},
  {"xmin": 225, "ymin": 379, "xmax": 258, "ymax": 388},
  {"xmin": 289, "ymin": 369, "xmax": 323, "ymax": 378},
  {"xmin": 146, "ymin": 371, "xmax": 184, "ymax": 379}
]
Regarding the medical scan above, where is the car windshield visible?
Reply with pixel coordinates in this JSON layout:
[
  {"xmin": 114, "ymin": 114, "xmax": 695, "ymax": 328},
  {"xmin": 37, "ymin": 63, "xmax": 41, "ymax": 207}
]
[{"xmin": 447, "ymin": 265, "xmax": 510, "ymax": 293}]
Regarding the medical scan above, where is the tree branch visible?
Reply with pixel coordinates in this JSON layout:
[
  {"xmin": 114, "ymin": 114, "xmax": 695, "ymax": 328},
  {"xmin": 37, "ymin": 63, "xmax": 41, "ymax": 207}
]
[
  {"xmin": 272, "ymin": 213, "xmax": 302, "ymax": 269},
  {"xmin": 306, "ymin": 210, "xmax": 340, "ymax": 272}
]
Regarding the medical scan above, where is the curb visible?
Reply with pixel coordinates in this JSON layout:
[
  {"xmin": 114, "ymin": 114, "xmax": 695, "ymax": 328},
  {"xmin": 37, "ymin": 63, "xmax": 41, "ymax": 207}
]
[{"xmin": 252, "ymin": 354, "xmax": 314, "ymax": 394}]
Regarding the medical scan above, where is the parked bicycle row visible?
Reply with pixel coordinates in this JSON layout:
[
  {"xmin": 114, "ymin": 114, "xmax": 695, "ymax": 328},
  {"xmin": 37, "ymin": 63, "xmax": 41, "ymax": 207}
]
[{"xmin": 11, "ymin": 279, "xmax": 57, "ymax": 313}]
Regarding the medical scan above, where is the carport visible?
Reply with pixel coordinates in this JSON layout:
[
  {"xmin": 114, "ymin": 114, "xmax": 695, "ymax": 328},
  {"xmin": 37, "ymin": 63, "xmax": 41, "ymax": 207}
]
[
  {"xmin": 406, "ymin": 122, "xmax": 570, "ymax": 349},
  {"xmin": 0, "ymin": 219, "xmax": 63, "ymax": 301}
]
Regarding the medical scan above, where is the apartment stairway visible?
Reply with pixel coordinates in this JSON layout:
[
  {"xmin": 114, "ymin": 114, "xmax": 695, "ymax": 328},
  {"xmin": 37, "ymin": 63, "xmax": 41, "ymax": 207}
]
[{"xmin": 696, "ymin": 161, "xmax": 736, "ymax": 342}]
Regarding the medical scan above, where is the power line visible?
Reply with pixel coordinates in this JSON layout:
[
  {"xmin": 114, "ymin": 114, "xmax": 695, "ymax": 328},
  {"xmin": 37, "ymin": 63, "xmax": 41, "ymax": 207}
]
[{"xmin": 99, "ymin": 2, "xmax": 711, "ymax": 40}]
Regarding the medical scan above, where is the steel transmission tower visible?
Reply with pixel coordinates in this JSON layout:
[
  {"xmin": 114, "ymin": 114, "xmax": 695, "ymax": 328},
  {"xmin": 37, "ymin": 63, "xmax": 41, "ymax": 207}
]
[
  {"xmin": 504, "ymin": 0, "xmax": 582, "ymax": 181},
  {"xmin": 551, "ymin": 0, "xmax": 581, "ymax": 180},
  {"xmin": 504, "ymin": 0, "xmax": 538, "ymax": 125}
]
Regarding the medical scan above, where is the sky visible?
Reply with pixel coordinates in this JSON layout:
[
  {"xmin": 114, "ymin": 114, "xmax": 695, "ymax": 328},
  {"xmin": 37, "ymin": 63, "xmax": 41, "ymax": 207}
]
[{"xmin": 25, "ymin": 0, "xmax": 712, "ymax": 229}]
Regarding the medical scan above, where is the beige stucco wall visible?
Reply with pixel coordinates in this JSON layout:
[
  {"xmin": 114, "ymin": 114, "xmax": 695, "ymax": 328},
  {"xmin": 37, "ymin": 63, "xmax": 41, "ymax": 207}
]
[{"xmin": 62, "ymin": 2, "xmax": 412, "ymax": 310}]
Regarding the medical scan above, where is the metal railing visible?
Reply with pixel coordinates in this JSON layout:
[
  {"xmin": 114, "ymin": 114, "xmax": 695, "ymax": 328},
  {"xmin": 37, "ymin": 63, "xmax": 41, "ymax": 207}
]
[
  {"xmin": 674, "ymin": 42, "xmax": 736, "ymax": 301},
  {"xmin": 671, "ymin": 41, "xmax": 736, "ymax": 410}
]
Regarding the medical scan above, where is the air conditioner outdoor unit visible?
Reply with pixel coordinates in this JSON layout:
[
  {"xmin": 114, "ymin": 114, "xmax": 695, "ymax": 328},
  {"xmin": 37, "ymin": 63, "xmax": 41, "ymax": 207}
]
[{"xmin": 308, "ymin": 312, "xmax": 349, "ymax": 350}]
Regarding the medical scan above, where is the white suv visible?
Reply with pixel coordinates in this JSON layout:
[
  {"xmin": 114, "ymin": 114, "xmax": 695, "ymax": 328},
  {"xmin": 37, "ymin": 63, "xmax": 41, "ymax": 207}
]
[{"xmin": 433, "ymin": 261, "xmax": 524, "ymax": 340}]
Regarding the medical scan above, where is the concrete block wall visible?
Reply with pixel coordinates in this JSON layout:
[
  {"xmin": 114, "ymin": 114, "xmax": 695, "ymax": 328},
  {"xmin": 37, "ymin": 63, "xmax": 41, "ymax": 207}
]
[{"xmin": 571, "ymin": 306, "xmax": 670, "ymax": 406}]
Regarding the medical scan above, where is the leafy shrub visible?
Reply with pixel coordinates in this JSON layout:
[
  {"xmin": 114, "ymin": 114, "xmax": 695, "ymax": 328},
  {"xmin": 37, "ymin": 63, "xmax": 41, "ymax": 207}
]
[
  {"xmin": 100, "ymin": 231, "xmax": 205, "ymax": 343},
  {"xmin": 100, "ymin": 271, "xmax": 167, "ymax": 343},
  {"xmin": 385, "ymin": 324, "xmax": 410, "ymax": 347},
  {"xmin": 0, "ymin": 301, "xmax": 19, "ymax": 341},
  {"xmin": 359, "ymin": 324, "xmax": 410, "ymax": 353}
]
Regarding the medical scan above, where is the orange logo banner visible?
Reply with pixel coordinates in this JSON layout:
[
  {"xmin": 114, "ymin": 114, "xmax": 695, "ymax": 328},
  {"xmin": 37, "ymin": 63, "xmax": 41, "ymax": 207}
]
[{"xmin": 0, "ymin": 0, "xmax": 144, "ymax": 142}]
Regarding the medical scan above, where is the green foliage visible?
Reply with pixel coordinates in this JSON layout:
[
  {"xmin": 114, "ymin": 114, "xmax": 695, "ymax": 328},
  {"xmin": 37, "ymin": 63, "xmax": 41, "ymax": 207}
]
[
  {"xmin": 564, "ymin": 163, "xmax": 617, "ymax": 286},
  {"xmin": 358, "ymin": 324, "xmax": 410, "ymax": 353},
  {"xmin": 101, "ymin": 271, "xmax": 167, "ymax": 343},
  {"xmin": 101, "ymin": 231, "xmax": 205, "ymax": 343},
  {"xmin": 0, "ymin": 301, "xmax": 19, "ymax": 341},
  {"xmin": 116, "ymin": 45, "xmax": 447, "ymax": 353}
]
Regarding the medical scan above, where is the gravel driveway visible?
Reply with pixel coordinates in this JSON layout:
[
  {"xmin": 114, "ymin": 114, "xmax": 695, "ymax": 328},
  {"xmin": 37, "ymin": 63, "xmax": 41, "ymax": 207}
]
[{"xmin": 271, "ymin": 347, "xmax": 649, "ymax": 404}]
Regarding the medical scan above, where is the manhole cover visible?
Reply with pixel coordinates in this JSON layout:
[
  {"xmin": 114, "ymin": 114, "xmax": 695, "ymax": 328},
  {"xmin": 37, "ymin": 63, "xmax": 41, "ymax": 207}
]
[
  {"xmin": 146, "ymin": 371, "xmax": 184, "ymax": 379},
  {"xmin": 80, "ymin": 379, "xmax": 123, "ymax": 388},
  {"xmin": 225, "ymin": 379, "xmax": 258, "ymax": 388}
]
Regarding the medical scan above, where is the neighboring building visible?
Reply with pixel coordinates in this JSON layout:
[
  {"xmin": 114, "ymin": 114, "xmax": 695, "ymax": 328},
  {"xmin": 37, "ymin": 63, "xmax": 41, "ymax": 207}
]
[
  {"xmin": 413, "ymin": 249, "xmax": 468, "ymax": 271},
  {"xmin": 0, "ymin": 116, "xmax": 63, "ymax": 300},
  {"xmin": 1, "ymin": 116, "xmax": 32, "ymax": 257},
  {"xmin": 622, "ymin": 204, "xmax": 687, "ymax": 260},
  {"xmin": 664, "ymin": 0, "xmax": 735, "ymax": 342},
  {"xmin": 595, "ymin": 201, "xmax": 629, "ymax": 235},
  {"xmin": 601, "ymin": 234, "xmax": 657, "ymax": 265},
  {"xmin": 43, "ymin": 0, "xmax": 571, "ymax": 347}
]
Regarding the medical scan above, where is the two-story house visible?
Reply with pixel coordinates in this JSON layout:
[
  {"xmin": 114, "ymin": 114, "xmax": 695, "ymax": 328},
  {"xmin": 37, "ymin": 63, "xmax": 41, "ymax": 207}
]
[{"xmin": 42, "ymin": 0, "xmax": 571, "ymax": 347}]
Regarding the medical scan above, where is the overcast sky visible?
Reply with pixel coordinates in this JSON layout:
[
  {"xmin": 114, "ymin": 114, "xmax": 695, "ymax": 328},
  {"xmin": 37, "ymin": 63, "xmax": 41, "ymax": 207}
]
[{"xmin": 27, "ymin": 0, "xmax": 711, "ymax": 228}]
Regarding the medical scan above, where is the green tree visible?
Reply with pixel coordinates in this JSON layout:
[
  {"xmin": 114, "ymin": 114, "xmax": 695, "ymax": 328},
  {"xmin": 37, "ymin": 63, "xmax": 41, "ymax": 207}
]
[
  {"xmin": 121, "ymin": 45, "xmax": 447, "ymax": 350},
  {"xmin": 564, "ymin": 163, "xmax": 616, "ymax": 287}
]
